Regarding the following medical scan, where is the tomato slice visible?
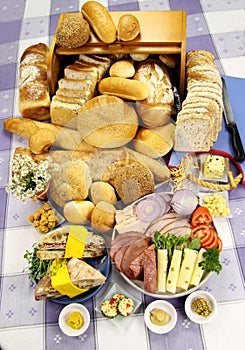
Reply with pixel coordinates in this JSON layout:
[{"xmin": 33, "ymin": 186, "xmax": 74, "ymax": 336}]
[
  {"xmin": 202, "ymin": 228, "xmax": 218, "ymax": 249},
  {"xmin": 191, "ymin": 225, "xmax": 213, "ymax": 246},
  {"xmin": 217, "ymin": 237, "xmax": 223, "ymax": 253},
  {"xmin": 191, "ymin": 206, "xmax": 213, "ymax": 226}
]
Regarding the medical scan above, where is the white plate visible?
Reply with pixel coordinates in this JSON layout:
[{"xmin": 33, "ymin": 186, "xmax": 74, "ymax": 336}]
[
  {"xmin": 198, "ymin": 154, "xmax": 228, "ymax": 183},
  {"xmin": 198, "ymin": 191, "xmax": 232, "ymax": 218},
  {"xmin": 58, "ymin": 303, "xmax": 90, "ymax": 336},
  {"xmin": 185, "ymin": 290, "xmax": 218, "ymax": 324},
  {"xmin": 95, "ymin": 282, "xmax": 141, "ymax": 325},
  {"xmin": 144, "ymin": 300, "xmax": 177, "ymax": 334}
]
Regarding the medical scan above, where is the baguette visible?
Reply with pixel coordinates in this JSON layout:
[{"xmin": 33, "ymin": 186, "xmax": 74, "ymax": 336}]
[
  {"xmin": 81, "ymin": 1, "xmax": 116, "ymax": 44},
  {"xmin": 3, "ymin": 117, "xmax": 96, "ymax": 153},
  {"xmin": 98, "ymin": 77, "xmax": 150, "ymax": 101}
]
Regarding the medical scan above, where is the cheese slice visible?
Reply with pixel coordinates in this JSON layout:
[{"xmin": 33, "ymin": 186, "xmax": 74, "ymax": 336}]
[
  {"xmin": 166, "ymin": 249, "xmax": 182, "ymax": 294},
  {"xmin": 177, "ymin": 248, "xmax": 198, "ymax": 290},
  {"xmin": 190, "ymin": 248, "xmax": 206, "ymax": 286},
  {"xmin": 157, "ymin": 249, "xmax": 168, "ymax": 293}
]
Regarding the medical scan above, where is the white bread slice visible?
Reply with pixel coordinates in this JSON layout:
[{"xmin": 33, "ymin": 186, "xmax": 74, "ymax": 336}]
[
  {"xmin": 174, "ymin": 115, "xmax": 213, "ymax": 152},
  {"xmin": 58, "ymin": 77, "xmax": 96, "ymax": 92},
  {"xmin": 64, "ymin": 63, "xmax": 98, "ymax": 82},
  {"xmin": 75, "ymin": 59, "xmax": 107, "ymax": 80},
  {"xmin": 56, "ymin": 88, "xmax": 93, "ymax": 100},
  {"xmin": 50, "ymin": 95, "xmax": 82, "ymax": 129},
  {"xmin": 54, "ymin": 94, "xmax": 86, "ymax": 106}
]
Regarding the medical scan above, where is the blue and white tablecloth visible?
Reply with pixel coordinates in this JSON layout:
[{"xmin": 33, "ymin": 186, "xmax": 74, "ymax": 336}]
[{"xmin": 0, "ymin": 1, "xmax": 245, "ymax": 349}]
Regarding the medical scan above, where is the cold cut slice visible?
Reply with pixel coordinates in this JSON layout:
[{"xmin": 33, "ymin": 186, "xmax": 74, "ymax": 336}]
[{"xmin": 143, "ymin": 245, "xmax": 157, "ymax": 293}]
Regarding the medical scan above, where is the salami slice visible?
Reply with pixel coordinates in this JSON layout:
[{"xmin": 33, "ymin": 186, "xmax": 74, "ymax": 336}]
[{"xmin": 143, "ymin": 245, "xmax": 157, "ymax": 293}]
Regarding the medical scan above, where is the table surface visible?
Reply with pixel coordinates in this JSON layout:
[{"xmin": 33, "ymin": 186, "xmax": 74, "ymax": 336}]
[{"xmin": 0, "ymin": 1, "xmax": 245, "ymax": 350}]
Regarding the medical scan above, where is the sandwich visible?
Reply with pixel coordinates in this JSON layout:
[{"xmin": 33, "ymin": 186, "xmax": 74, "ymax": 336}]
[
  {"xmin": 34, "ymin": 257, "xmax": 106, "ymax": 300},
  {"xmin": 36, "ymin": 226, "xmax": 106, "ymax": 260}
]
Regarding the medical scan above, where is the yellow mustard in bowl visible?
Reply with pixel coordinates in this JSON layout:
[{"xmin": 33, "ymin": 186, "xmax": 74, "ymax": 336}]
[{"xmin": 67, "ymin": 311, "xmax": 84, "ymax": 329}]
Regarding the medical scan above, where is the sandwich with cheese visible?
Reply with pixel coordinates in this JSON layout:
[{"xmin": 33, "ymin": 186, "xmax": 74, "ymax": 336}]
[
  {"xmin": 34, "ymin": 257, "xmax": 106, "ymax": 300},
  {"xmin": 36, "ymin": 226, "xmax": 106, "ymax": 260}
]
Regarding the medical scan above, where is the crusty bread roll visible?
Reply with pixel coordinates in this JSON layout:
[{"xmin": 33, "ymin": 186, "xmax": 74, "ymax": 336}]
[
  {"xmin": 19, "ymin": 43, "xmax": 50, "ymax": 121},
  {"xmin": 29, "ymin": 129, "xmax": 55, "ymax": 154},
  {"xmin": 81, "ymin": 1, "xmax": 116, "ymax": 44},
  {"xmin": 56, "ymin": 15, "xmax": 90, "ymax": 48},
  {"xmin": 63, "ymin": 200, "xmax": 95, "ymax": 224},
  {"xmin": 134, "ymin": 59, "xmax": 174, "ymax": 127},
  {"xmin": 117, "ymin": 14, "xmax": 140, "ymax": 41},
  {"xmin": 90, "ymin": 181, "xmax": 117, "ymax": 205},
  {"xmin": 76, "ymin": 95, "xmax": 138, "ymax": 148},
  {"xmin": 109, "ymin": 60, "xmax": 135, "ymax": 78},
  {"xmin": 98, "ymin": 77, "xmax": 150, "ymax": 101},
  {"xmin": 159, "ymin": 54, "xmax": 179, "ymax": 68},
  {"xmin": 91, "ymin": 201, "xmax": 116, "ymax": 233},
  {"xmin": 130, "ymin": 53, "xmax": 149, "ymax": 61},
  {"xmin": 133, "ymin": 121, "xmax": 176, "ymax": 158}
]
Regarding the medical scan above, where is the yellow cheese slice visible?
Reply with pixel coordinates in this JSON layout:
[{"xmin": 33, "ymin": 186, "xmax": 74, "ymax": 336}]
[
  {"xmin": 157, "ymin": 249, "xmax": 168, "ymax": 293},
  {"xmin": 190, "ymin": 248, "xmax": 206, "ymax": 286},
  {"xmin": 177, "ymin": 248, "xmax": 198, "ymax": 290},
  {"xmin": 65, "ymin": 225, "xmax": 88, "ymax": 258},
  {"xmin": 166, "ymin": 249, "xmax": 182, "ymax": 294},
  {"xmin": 51, "ymin": 259, "xmax": 88, "ymax": 298}
]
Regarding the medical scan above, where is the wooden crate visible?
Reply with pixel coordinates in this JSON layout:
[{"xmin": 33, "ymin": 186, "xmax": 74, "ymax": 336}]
[{"xmin": 47, "ymin": 10, "xmax": 186, "ymax": 98}]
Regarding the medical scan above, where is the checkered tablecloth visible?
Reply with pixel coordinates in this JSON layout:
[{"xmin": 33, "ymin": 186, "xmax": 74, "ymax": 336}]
[{"xmin": 0, "ymin": 1, "xmax": 245, "ymax": 349}]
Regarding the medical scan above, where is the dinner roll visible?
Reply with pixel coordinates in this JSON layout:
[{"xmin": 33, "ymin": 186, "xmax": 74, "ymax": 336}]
[
  {"xmin": 109, "ymin": 60, "xmax": 135, "ymax": 78},
  {"xmin": 117, "ymin": 14, "xmax": 140, "ymax": 41},
  {"xmin": 91, "ymin": 201, "xmax": 116, "ymax": 233},
  {"xmin": 64, "ymin": 200, "xmax": 95, "ymax": 224},
  {"xmin": 133, "ymin": 122, "xmax": 176, "ymax": 158},
  {"xmin": 90, "ymin": 181, "xmax": 117, "ymax": 205},
  {"xmin": 76, "ymin": 95, "xmax": 138, "ymax": 148}
]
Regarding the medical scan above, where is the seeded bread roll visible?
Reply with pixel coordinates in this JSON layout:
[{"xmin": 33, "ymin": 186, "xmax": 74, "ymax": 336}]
[
  {"xmin": 117, "ymin": 14, "xmax": 140, "ymax": 41},
  {"xmin": 56, "ymin": 15, "xmax": 90, "ymax": 48},
  {"xmin": 98, "ymin": 77, "xmax": 150, "ymax": 101},
  {"xmin": 81, "ymin": 1, "xmax": 116, "ymax": 44}
]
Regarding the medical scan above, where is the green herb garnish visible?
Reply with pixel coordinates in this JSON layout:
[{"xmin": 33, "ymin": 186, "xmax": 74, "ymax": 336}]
[{"xmin": 199, "ymin": 248, "xmax": 222, "ymax": 274}]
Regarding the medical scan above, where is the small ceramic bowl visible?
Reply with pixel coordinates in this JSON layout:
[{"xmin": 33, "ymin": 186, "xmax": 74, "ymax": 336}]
[
  {"xmin": 185, "ymin": 290, "xmax": 218, "ymax": 324},
  {"xmin": 58, "ymin": 303, "xmax": 90, "ymax": 336},
  {"xmin": 144, "ymin": 300, "xmax": 177, "ymax": 334}
]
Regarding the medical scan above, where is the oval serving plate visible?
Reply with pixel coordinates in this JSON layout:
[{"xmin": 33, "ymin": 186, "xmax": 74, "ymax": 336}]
[
  {"xmin": 50, "ymin": 248, "xmax": 111, "ymax": 304},
  {"xmin": 120, "ymin": 270, "xmax": 211, "ymax": 299}
]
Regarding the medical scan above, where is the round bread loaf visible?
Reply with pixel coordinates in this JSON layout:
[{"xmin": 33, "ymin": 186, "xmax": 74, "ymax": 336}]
[
  {"xmin": 81, "ymin": 1, "xmax": 116, "ymax": 43},
  {"xmin": 112, "ymin": 162, "xmax": 154, "ymax": 205},
  {"xmin": 63, "ymin": 200, "xmax": 95, "ymax": 224},
  {"xmin": 91, "ymin": 201, "xmax": 116, "ymax": 233},
  {"xmin": 117, "ymin": 14, "xmax": 140, "ymax": 41},
  {"xmin": 109, "ymin": 60, "xmax": 135, "ymax": 78},
  {"xmin": 98, "ymin": 77, "xmax": 150, "ymax": 101},
  {"xmin": 133, "ymin": 122, "xmax": 176, "ymax": 158},
  {"xmin": 76, "ymin": 95, "xmax": 138, "ymax": 148},
  {"xmin": 56, "ymin": 15, "xmax": 90, "ymax": 48},
  {"xmin": 90, "ymin": 181, "xmax": 117, "ymax": 205}
]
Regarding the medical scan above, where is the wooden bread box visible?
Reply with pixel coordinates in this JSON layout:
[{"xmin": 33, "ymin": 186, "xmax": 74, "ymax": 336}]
[{"xmin": 48, "ymin": 10, "xmax": 186, "ymax": 98}]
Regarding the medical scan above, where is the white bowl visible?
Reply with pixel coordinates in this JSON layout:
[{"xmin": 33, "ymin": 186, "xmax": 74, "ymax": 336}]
[
  {"xmin": 144, "ymin": 300, "xmax": 177, "ymax": 334},
  {"xmin": 185, "ymin": 290, "xmax": 218, "ymax": 324},
  {"xmin": 58, "ymin": 303, "xmax": 90, "ymax": 337}
]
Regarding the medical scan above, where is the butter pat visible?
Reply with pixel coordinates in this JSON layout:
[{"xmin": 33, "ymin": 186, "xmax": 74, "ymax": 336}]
[{"xmin": 203, "ymin": 155, "xmax": 225, "ymax": 179}]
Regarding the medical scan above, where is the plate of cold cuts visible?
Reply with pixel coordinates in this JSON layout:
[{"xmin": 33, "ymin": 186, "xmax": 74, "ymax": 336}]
[{"xmin": 110, "ymin": 191, "xmax": 212, "ymax": 299}]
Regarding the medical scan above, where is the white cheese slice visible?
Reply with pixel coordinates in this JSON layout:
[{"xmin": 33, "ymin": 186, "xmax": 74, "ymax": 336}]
[
  {"xmin": 166, "ymin": 249, "xmax": 182, "ymax": 294},
  {"xmin": 177, "ymin": 248, "xmax": 198, "ymax": 290},
  {"xmin": 189, "ymin": 248, "xmax": 206, "ymax": 286},
  {"xmin": 157, "ymin": 249, "xmax": 168, "ymax": 293}
]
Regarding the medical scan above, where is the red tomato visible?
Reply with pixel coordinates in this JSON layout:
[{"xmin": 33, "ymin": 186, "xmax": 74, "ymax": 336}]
[
  {"xmin": 191, "ymin": 225, "xmax": 213, "ymax": 246},
  {"xmin": 217, "ymin": 237, "xmax": 223, "ymax": 253},
  {"xmin": 202, "ymin": 228, "xmax": 218, "ymax": 249},
  {"xmin": 191, "ymin": 206, "xmax": 213, "ymax": 227}
]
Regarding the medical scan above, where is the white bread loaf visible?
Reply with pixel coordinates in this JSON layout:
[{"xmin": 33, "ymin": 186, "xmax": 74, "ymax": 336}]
[
  {"xmin": 58, "ymin": 77, "xmax": 96, "ymax": 91},
  {"xmin": 90, "ymin": 181, "xmax": 117, "ymax": 205},
  {"xmin": 98, "ymin": 77, "xmax": 150, "ymax": 101},
  {"xmin": 76, "ymin": 95, "xmax": 138, "ymax": 148},
  {"xmin": 134, "ymin": 122, "xmax": 176, "ymax": 158},
  {"xmin": 19, "ymin": 43, "xmax": 50, "ymax": 121},
  {"xmin": 50, "ymin": 96, "xmax": 82, "ymax": 129},
  {"xmin": 63, "ymin": 200, "xmax": 95, "ymax": 224},
  {"xmin": 117, "ymin": 14, "xmax": 140, "ymax": 41},
  {"xmin": 91, "ymin": 201, "xmax": 116, "ymax": 233},
  {"xmin": 81, "ymin": 1, "xmax": 116, "ymax": 44},
  {"xmin": 134, "ymin": 59, "xmax": 174, "ymax": 127},
  {"xmin": 64, "ymin": 63, "xmax": 98, "ymax": 81}
]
